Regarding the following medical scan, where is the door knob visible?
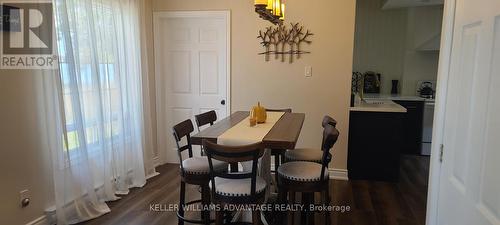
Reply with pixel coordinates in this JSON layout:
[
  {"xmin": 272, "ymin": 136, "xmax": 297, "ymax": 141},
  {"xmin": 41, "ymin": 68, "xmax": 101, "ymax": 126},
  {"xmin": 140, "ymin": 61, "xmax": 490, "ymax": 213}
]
[{"xmin": 221, "ymin": 100, "xmax": 226, "ymax": 105}]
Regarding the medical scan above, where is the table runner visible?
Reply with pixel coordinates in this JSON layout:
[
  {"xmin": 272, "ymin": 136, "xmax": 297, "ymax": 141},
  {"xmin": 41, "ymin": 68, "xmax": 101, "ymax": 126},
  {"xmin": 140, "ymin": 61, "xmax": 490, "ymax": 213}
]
[
  {"xmin": 217, "ymin": 111, "xmax": 284, "ymax": 224},
  {"xmin": 217, "ymin": 111, "xmax": 285, "ymax": 146}
]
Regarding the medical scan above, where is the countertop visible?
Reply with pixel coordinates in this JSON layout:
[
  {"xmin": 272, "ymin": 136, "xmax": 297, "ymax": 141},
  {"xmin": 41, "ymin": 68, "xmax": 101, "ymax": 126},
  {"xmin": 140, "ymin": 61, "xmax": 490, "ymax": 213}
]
[
  {"xmin": 350, "ymin": 99, "xmax": 407, "ymax": 113},
  {"xmin": 363, "ymin": 93, "xmax": 427, "ymax": 101}
]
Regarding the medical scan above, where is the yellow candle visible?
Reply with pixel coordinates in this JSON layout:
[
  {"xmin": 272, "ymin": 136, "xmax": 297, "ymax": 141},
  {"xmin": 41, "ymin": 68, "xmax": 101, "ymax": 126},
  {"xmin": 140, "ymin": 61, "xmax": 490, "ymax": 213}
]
[
  {"xmin": 266, "ymin": 0, "xmax": 273, "ymax": 10},
  {"xmin": 280, "ymin": 3, "xmax": 285, "ymax": 20},
  {"xmin": 275, "ymin": 0, "xmax": 281, "ymax": 16},
  {"xmin": 254, "ymin": 0, "xmax": 267, "ymax": 6}
]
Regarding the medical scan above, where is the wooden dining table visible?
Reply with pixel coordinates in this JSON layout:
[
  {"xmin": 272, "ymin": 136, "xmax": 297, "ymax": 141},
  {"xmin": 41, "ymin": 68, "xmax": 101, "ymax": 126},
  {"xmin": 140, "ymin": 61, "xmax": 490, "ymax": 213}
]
[
  {"xmin": 191, "ymin": 111, "xmax": 305, "ymax": 150},
  {"xmin": 192, "ymin": 111, "xmax": 305, "ymax": 224}
]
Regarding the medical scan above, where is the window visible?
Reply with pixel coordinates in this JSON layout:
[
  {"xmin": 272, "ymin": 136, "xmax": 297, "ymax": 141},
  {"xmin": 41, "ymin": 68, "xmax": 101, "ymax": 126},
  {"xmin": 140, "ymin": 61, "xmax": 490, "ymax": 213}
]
[{"xmin": 56, "ymin": 3, "xmax": 133, "ymax": 155}]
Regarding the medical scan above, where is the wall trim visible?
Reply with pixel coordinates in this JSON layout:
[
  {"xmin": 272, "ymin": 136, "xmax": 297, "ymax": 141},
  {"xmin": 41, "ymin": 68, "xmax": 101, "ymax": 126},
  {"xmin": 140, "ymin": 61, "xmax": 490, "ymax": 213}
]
[
  {"xmin": 328, "ymin": 168, "xmax": 349, "ymax": 180},
  {"xmin": 146, "ymin": 171, "xmax": 161, "ymax": 180},
  {"xmin": 147, "ymin": 156, "xmax": 161, "ymax": 179},
  {"xmin": 26, "ymin": 215, "xmax": 51, "ymax": 225}
]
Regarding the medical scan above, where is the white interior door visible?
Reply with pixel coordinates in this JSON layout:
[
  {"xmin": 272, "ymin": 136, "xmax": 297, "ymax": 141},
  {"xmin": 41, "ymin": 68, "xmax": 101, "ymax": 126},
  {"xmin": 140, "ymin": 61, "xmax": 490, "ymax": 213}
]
[
  {"xmin": 154, "ymin": 11, "xmax": 230, "ymax": 163},
  {"xmin": 437, "ymin": 0, "xmax": 500, "ymax": 224}
]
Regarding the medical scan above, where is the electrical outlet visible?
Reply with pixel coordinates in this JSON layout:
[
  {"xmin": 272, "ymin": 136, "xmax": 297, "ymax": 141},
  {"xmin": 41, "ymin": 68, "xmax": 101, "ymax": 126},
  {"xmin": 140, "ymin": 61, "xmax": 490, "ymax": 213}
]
[
  {"xmin": 305, "ymin": 66, "xmax": 312, "ymax": 77},
  {"xmin": 19, "ymin": 189, "xmax": 30, "ymax": 208}
]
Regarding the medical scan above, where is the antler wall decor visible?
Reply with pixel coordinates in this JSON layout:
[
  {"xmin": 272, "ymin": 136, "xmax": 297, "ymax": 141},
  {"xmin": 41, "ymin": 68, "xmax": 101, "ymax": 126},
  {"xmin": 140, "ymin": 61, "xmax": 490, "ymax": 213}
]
[{"xmin": 257, "ymin": 22, "xmax": 313, "ymax": 63}]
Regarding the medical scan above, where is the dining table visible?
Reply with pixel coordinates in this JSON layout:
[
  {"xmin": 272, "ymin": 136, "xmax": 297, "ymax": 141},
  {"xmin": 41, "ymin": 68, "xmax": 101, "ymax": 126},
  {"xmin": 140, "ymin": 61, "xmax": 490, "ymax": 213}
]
[
  {"xmin": 191, "ymin": 111, "xmax": 305, "ymax": 150},
  {"xmin": 192, "ymin": 111, "xmax": 305, "ymax": 172},
  {"xmin": 191, "ymin": 110, "xmax": 305, "ymax": 224}
]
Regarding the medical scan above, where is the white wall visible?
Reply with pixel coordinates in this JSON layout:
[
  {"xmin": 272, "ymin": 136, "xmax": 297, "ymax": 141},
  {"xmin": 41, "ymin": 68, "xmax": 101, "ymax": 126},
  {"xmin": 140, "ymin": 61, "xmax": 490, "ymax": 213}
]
[
  {"xmin": 401, "ymin": 6, "xmax": 443, "ymax": 95},
  {"xmin": 352, "ymin": 0, "xmax": 408, "ymax": 94},
  {"xmin": 0, "ymin": 1, "xmax": 356, "ymax": 223},
  {"xmin": 353, "ymin": 0, "xmax": 443, "ymax": 95},
  {"xmin": 0, "ymin": 70, "xmax": 55, "ymax": 225},
  {"xmin": 148, "ymin": 0, "xmax": 357, "ymax": 170}
]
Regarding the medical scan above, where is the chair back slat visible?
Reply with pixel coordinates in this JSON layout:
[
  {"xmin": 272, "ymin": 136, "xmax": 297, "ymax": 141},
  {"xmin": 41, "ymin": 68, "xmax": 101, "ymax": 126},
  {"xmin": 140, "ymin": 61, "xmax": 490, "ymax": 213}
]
[
  {"xmin": 320, "ymin": 124, "xmax": 340, "ymax": 182},
  {"xmin": 195, "ymin": 110, "xmax": 217, "ymax": 131},
  {"xmin": 203, "ymin": 140, "xmax": 265, "ymax": 197},
  {"xmin": 178, "ymin": 145, "xmax": 190, "ymax": 152},
  {"xmin": 320, "ymin": 115, "xmax": 338, "ymax": 148},
  {"xmin": 321, "ymin": 115, "xmax": 337, "ymax": 128},
  {"xmin": 172, "ymin": 119, "xmax": 195, "ymax": 175},
  {"xmin": 205, "ymin": 144, "xmax": 264, "ymax": 163}
]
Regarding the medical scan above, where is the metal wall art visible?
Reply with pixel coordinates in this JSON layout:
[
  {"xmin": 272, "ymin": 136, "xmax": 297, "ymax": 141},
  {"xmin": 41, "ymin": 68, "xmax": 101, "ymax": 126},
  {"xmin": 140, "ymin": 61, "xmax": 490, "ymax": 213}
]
[{"xmin": 257, "ymin": 23, "xmax": 313, "ymax": 63}]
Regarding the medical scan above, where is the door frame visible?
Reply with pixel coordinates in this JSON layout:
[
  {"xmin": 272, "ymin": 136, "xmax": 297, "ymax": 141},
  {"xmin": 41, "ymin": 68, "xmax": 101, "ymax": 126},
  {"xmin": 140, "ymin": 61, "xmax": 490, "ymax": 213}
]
[
  {"xmin": 426, "ymin": 0, "xmax": 456, "ymax": 224},
  {"xmin": 153, "ymin": 11, "xmax": 231, "ymax": 164}
]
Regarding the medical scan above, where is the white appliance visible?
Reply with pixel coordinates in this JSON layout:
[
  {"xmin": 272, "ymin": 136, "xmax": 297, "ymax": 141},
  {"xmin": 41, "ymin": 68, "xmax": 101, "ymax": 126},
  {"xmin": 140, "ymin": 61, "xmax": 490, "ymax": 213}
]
[
  {"xmin": 417, "ymin": 80, "xmax": 436, "ymax": 156},
  {"xmin": 421, "ymin": 100, "xmax": 434, "ymax": 155}
]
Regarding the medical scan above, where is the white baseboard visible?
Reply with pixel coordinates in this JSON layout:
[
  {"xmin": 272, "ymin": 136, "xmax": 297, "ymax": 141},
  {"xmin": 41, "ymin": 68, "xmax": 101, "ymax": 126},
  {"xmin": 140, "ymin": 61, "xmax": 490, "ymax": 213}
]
[
  {"xmin": 26, "ymin": 215, "xmax": 53, "ymax": 225},
  {"xmin": 146, "ymin": 171, "xmax": 160, "ymax": 180},
  {"xmin": 26, "ymin": 206, "xmax": 56, "ymax": 225},
  {"xmin": 328, "ymin": 168, "xmax": 349, "ymax": 180}
]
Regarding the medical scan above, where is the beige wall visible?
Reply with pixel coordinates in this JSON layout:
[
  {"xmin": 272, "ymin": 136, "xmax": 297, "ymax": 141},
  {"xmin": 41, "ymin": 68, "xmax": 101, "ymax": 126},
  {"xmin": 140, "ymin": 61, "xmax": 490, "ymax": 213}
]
[
  {"xmin": 352, "ymin": 0, "xmax": 408, "ymax": 94},
  {"xmin": 0, "ymin": 70, "xmax": 55, "ymax": 224},
  {"xmin": 143, "ymin": 0, "xmax": 159, "ymax": 160},
  {"xmin": 0, "ymin": 1, "xmax": 355, "ymax": 222},
  {"xmin": 353, "ymin": 0, "xmax": 442, "ymax": 95},
  {"xmin": 401, "ymin": 6, "xmax": 442, "ymax": 95},
  {"xmin": 147, "ymin": 0, "xmax": 356, "ymax": 170}
]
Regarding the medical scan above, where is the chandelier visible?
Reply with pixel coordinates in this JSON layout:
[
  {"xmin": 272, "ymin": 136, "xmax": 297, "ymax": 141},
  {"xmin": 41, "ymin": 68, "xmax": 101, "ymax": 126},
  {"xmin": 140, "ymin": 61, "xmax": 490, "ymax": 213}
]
[{"xmin": 254, "ymin": 0, "xmax": 285, "ymax": 25}]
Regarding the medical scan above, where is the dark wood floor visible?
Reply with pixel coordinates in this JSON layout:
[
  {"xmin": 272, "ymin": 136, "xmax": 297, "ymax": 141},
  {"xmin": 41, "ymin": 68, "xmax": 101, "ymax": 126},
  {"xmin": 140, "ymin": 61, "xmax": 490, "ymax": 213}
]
[{"xmin": 79, "ymin": 155, "xmax": 430, "ymax": 225}]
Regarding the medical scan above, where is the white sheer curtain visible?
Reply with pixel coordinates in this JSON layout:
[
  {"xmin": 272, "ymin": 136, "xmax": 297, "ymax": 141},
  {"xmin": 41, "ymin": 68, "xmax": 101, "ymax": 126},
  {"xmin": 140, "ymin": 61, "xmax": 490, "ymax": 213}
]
[{"xmin": 48, "ymin": 0, "xmax": 151, "ymax": 223}]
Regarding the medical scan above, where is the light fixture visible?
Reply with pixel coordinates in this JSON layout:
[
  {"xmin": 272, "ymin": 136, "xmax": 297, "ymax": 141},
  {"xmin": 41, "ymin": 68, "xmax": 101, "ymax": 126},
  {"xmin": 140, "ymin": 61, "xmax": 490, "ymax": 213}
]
[{"xmin": 254, "ymin": 0, "xmax": 285, "ymax": 25}]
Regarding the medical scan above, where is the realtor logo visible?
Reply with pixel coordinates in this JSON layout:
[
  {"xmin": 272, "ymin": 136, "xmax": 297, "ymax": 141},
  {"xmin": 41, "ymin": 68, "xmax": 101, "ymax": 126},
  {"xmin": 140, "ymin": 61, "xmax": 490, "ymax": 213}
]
[{"xmin": 1, "ymin": 1, "xmax": 57, "ymax": 69}]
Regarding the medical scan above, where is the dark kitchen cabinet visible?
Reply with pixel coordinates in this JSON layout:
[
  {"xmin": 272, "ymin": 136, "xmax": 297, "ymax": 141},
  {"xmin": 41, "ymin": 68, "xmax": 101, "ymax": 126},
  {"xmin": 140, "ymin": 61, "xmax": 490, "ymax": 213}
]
[
  {"xmin": 348, "ymin": 111, "xmax": 404, "ymax": 182},
  {"xmin": 393, "ymin": 100, "xmax": 424, "ymax": 155}
]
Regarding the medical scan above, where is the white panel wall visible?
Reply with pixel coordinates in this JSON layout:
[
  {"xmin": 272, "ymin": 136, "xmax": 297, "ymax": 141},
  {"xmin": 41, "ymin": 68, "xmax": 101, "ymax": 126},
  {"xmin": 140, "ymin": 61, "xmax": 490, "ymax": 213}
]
[
  {"xmin": 353, "ymin": 0, "xmax": 443, "ymax": 95},
  {"xmin": 352, "ymin": 0, "xmax": 408, "ymax": 94},
  {"xmin": 401, "ymin": 6, "xmax": 443, "ymax": 95}
]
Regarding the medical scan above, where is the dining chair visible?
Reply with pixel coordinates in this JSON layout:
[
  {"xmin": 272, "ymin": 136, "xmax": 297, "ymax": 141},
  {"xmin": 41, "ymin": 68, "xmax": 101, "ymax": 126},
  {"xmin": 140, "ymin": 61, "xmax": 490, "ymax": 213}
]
[
  {"xmin": 284, "ymin": 115, "xmax": 337, "ymax": 163},
  {"xmin": 277, "ymin": 123, "xmax": 339, "ymax": 225},
  {"xmin": 265, "ymin": 108, "xmax": 293, "ymax": 173},
  {"xmin": 173, "ymin": 119, "xmax": 228, "ymax": 225},
  {"xmin": 195, "ymin": 110, "xmax": 218, "ymax": 156},
  {"xmin": 195, "ymin": 110, "xmax": 217, "ymax": 132},
  {"xmin": 203, "ymin": 140, "xmax": 267, "ymax": 225}
]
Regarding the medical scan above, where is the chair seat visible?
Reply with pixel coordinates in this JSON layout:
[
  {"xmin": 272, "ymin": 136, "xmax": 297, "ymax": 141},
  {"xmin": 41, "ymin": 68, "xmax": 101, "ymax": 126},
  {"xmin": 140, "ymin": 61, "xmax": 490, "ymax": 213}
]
[
  {"xmin": 278, "ymin": 161, "xmax": 329, "ymax": 182},
  {"xmin": 212, "ymin": 176, "xmax": 267, "ymax": 197},
  {"xmin": 285, "ymin": 148, "xmax": 323, "ymax": 163},
  {"xmin": 182, "ymin": 157, "xmax": 228, "ymax": 175}
]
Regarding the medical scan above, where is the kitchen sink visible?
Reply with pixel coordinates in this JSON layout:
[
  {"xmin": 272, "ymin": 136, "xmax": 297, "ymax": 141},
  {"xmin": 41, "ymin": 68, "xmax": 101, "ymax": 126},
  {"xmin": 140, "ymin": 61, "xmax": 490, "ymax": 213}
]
[{"xmin": 363, "ymin": 99, "xmax": 392, "ymax": 105}]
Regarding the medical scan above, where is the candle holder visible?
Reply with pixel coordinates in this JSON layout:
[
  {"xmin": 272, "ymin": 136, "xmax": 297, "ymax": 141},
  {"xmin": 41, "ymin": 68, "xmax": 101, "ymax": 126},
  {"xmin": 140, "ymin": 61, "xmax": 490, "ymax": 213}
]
[{"xmin": 254, "ymin": 0, "xmax": 284, "ymax": 25}]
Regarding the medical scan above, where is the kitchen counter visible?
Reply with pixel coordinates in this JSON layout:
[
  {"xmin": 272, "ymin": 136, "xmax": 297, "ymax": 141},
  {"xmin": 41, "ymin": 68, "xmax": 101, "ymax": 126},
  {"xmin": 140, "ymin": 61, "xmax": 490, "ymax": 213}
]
[
  {"xmin": 348, "ymin": 101, "xmax": 406, "ymax": 181},
  {"xmin": 350, "ymin": 99, "xmax": 407, "ymax": 113},
  {"xmin": 363, "ymin": 93, "xmax": 427, "ymax": 101}
]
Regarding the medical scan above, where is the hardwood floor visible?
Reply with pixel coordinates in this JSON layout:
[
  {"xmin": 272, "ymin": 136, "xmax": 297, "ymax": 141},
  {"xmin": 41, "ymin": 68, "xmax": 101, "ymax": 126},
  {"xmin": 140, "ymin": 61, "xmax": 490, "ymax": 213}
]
[{"xmin": 79, "ymin": 155, "xmax": 430, "ymax": 225}]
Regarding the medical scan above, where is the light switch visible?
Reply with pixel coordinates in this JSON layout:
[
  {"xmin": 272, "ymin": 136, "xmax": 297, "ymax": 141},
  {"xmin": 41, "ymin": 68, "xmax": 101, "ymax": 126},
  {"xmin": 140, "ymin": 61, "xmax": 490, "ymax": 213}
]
[{"xmin": 305, "ymin": 66, "xmax": 312, "ymax": 77}]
